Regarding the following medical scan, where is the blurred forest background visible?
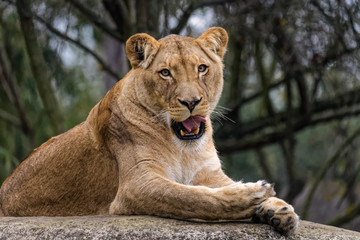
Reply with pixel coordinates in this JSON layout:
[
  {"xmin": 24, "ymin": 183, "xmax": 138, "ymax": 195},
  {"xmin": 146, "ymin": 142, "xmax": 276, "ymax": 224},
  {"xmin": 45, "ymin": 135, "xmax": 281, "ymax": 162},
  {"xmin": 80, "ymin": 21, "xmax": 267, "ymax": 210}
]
[{"xmin": 0, "ymin": 0, "xmax": 360, "ymax": 231}]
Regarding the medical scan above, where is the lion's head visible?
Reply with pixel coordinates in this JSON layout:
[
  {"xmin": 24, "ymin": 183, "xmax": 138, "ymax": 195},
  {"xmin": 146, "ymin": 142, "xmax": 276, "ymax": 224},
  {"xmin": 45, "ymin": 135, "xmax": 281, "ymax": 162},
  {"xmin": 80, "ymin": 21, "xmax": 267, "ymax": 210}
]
[{"xmin": 125, "ymin": 27, "xmax": 228, "ymax": 141}]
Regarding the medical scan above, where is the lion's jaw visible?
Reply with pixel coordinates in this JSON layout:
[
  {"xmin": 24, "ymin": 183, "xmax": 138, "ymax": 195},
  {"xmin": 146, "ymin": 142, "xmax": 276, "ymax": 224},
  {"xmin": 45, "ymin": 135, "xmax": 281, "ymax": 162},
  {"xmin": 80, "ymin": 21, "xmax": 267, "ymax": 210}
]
[{"xmin": 126, "ymin": 28, "xmax": 228, "ymax": 141}]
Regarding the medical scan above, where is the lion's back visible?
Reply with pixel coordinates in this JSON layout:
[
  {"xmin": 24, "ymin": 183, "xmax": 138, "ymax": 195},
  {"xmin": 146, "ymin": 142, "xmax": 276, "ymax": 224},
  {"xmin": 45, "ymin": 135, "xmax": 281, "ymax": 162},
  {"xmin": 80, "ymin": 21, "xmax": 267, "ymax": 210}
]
[{"xmin": 0, "ymin": 122, "xmax": 119, "ymax": 216}]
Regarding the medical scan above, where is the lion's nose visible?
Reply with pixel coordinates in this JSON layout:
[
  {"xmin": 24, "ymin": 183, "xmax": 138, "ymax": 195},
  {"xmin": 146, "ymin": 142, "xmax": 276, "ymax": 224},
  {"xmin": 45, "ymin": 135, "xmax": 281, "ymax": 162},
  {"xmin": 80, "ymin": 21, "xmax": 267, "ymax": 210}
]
[{"xmin": 178, "ymin": 98, "xmax": 202, "ymax": 112}]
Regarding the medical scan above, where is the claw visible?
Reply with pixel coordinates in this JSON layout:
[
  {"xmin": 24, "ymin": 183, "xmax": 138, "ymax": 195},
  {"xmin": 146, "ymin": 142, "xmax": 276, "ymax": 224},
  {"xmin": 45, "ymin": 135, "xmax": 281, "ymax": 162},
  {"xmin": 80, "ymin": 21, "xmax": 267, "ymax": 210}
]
[
  {"xmin": 281, "ymin": 207, "xmax": 288, "ymax": 211},
  {"xmin": 257, "ymin": 207, "xmax": 265, "ymax": 214}
]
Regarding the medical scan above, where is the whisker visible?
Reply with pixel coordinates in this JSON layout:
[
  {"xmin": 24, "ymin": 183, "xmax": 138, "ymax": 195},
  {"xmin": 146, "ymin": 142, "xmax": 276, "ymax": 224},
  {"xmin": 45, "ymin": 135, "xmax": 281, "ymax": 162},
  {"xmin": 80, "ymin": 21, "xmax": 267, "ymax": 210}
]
[
  {"xmin": 210, "ymin": 105, "xmax": 236, "ymax": 124},
  {"xmin": 211, "ymin": 114, "xmax": 224, "ymax": 125},
  {"xmin": 215, "ymin": 105, "xmax": 232, "ymax": 111}
]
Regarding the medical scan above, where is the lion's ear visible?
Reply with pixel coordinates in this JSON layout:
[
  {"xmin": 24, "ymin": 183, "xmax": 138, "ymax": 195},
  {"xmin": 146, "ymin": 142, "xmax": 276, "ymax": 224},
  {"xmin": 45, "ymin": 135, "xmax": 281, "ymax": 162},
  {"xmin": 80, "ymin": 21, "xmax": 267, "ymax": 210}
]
[
  {"xmin": 197, "ymin": 27, "xmax": 228, "ymax": 59},
  {"xmin": 126, "ymin": 33, "xmax": 160, "ymax": 68}
]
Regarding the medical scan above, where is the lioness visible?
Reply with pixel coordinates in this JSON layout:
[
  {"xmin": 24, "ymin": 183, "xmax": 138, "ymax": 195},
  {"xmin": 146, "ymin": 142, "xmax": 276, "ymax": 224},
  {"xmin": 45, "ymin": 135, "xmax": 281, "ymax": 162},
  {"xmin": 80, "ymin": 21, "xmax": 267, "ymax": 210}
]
[{"xmin": 0, "ymin": 27, "xmax": 299, "ymax": 234}]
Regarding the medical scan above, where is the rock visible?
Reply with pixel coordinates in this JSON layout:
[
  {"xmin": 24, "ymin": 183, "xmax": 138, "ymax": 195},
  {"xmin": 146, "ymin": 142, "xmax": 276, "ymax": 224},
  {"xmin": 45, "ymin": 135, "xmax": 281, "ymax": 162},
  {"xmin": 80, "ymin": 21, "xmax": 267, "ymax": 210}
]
[{"xmin": 0, "ymin": 215, "xmax": 359, "ymax": 240}]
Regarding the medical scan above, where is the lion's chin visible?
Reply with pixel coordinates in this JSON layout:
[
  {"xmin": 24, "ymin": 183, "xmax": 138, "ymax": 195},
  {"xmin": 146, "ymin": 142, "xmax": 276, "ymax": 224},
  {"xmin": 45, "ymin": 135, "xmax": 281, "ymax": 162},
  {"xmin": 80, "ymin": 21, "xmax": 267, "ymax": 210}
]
[{"xmin": 171, "ymin": 115, "xmax": 206, "ymax": 140}]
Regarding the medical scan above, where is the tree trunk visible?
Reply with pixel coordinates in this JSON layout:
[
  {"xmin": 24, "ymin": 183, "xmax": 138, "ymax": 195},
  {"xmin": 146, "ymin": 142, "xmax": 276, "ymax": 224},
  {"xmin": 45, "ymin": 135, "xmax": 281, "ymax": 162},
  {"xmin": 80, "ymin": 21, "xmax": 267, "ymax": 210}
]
[{"xmin": 16, "ymin": 0, "xmax": 64, "ymax": 134}]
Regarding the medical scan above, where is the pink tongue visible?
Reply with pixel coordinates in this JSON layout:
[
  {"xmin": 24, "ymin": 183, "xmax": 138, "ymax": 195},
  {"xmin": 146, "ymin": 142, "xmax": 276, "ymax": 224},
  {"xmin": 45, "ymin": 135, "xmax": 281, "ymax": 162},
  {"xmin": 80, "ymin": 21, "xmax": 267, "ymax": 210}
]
[{"xmin": 181, "ymin": 116, "xmax": 206, "ymax": 133}]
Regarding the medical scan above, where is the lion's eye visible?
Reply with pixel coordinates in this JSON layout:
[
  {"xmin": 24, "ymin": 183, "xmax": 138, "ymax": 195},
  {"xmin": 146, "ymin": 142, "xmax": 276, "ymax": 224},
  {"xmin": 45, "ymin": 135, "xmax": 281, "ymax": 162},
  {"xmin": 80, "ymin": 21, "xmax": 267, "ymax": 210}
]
[
  {"xmin": 198, "ymin": 65, "xmax": 208, "ymax": 73},
  {"xmin": 160, "ymin": 69, "xmax": 171, "ymax": 77}
]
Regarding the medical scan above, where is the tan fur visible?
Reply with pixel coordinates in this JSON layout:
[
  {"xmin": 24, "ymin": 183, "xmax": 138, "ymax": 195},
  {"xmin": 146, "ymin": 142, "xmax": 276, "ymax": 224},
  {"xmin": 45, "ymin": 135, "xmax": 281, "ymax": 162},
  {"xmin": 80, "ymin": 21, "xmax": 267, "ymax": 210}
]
[{"xmin": 0, "ymin": 27, "xmax": 298, "ymax": 234}]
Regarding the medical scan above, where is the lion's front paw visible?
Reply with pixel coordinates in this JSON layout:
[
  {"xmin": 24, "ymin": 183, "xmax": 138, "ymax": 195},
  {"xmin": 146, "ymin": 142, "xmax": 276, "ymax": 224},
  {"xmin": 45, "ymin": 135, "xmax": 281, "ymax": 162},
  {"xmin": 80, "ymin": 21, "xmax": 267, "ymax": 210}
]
[
  {"xmin": 238, "ymin": 180, "xmax": 275, "ymax": 200},
  {"xmin": 252, "ymin": 197, "xmax": 299, "ymax": 235}
]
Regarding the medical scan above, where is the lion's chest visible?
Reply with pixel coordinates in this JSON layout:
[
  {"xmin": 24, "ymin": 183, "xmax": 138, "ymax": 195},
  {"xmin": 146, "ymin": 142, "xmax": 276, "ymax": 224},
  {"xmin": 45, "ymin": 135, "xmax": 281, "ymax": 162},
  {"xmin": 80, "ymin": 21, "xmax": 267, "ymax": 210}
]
[
  {"xmin": 165, "ymin": 154, "xmax": 202, "ymax": 185},
  {"xmin": 164, "ymin": 150, "xmax": 220, "ymax": 186}
]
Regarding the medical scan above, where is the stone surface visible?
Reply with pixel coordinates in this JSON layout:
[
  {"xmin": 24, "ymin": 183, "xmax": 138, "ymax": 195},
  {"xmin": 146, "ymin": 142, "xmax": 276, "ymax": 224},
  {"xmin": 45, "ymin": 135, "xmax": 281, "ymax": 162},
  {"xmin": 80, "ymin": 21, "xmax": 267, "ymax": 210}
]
[{"xmin": 0, "ymin": 215, "xmax": 359, "ymax": 240}]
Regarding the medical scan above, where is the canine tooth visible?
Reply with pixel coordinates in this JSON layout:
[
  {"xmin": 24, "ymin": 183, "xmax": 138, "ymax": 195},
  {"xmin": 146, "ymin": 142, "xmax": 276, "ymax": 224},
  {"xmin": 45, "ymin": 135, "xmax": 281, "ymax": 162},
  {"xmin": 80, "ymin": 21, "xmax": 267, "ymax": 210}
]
[
  {"xmin": 194, "ymin": 128, "xmax": 200, "ymax": 135},
  {"xmin": 180, "ymin": 130, "xmax": 185, "ymax": 136}
]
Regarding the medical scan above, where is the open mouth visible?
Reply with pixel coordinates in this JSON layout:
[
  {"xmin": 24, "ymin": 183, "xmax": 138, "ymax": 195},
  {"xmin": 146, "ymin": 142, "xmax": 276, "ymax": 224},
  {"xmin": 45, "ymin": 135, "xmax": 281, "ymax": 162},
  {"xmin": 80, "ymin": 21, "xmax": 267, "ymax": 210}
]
[{"xmin": 171, "ymin": 115, "xmax": 206, "ymax": 140}]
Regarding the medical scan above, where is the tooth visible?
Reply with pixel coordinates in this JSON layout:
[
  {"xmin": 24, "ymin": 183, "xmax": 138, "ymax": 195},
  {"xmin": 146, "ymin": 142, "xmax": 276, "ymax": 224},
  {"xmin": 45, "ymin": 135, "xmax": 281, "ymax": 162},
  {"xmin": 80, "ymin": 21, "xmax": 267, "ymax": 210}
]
[
  {"xmin": 194, "ymin": 128, "xmax": 200, "ymax": 135},
  {"xmin": 180, "ymin": 130, "xmax": 185, "ymax": 136}
]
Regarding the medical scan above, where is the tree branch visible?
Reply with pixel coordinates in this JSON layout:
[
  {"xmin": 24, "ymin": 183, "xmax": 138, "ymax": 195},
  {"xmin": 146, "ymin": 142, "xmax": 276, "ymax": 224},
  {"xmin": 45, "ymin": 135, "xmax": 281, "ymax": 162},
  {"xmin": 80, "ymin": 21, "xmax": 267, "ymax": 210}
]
[
  {"xmin": 216, "ymin": 106, "xmax": 360, "ymax": 153},
  {"xmin": 255, "ymin": 149, "xmax": 274, "ymax": 182},
  {"xmin": 102, "ymin": 0, "xmax": 133, "ymax": 38},
  {"xmin": 240, "ymin": 79, "xmax": 285, "ymax": 105},
  {"xmin": 170, "ymin": 0, "xmax": 237, "ymax": 34},
  {"xmin": 255, "ymin": 40, "xmax": 275, "ymax": 116},
  {"xmin": 309, "ymin": 0, "xmax": 359, "ymax": 68},
  {"xmin": 0, "ymin": 47, "xmax": 32, "ymax": 138},
  {"xmin": 4, "ymin": 0, "xmax": 121, "ymax": 81},
  {"xmin": 33, "ymin": 14, "xmax": 121, "ymax": 81},
  {"xmin": 64, "ymin": 0, "xmax": 124, "ymax": 41},
  {"xmin": 0, "ymin": 5, "xmax": 34, "ymax": 144},
  {"xmin": 327, "ymin": 201, "xmax": 360, "ymax": 227},
  {"xmin": 238, "ymin": 40, "xmax": 358, "ymax": 114},
  {"xmin": 301, "ymin": 125, "xmax": 360, "ymax": 219},
  {"xmin": 0, "ymin": 109, "xmax": 20, "ymax": 127},
  {"xmin": 217, "ymin": 87, "xmax": 360, "ymax": 145},
  {"xmin": 16, "ymin": 0, "xmax": 64, "ymax": 134},
  {"xmin": 271, "ymin": 17, "xmax": 310, "ymax": 115}
]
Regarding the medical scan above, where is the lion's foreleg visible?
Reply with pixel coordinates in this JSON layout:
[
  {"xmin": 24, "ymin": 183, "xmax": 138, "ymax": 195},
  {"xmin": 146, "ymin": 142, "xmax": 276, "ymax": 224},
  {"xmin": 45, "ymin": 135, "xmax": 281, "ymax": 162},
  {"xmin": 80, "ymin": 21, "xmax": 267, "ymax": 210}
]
[
  {"xmin": 192, "ymin": 167, "xmax": 235, "ymax": 188},
  {"xmin": 110, "ymin": 169, "xmax": 275, "ymax": 220}
]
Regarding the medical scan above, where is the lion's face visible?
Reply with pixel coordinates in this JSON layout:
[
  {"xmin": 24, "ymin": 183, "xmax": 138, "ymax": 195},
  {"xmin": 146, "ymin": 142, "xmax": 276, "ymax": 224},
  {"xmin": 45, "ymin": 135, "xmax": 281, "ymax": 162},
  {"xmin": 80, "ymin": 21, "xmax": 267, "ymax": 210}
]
[{"xmin": 125, "ymin": 28, "xmax": 228, "ymax": 140}]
